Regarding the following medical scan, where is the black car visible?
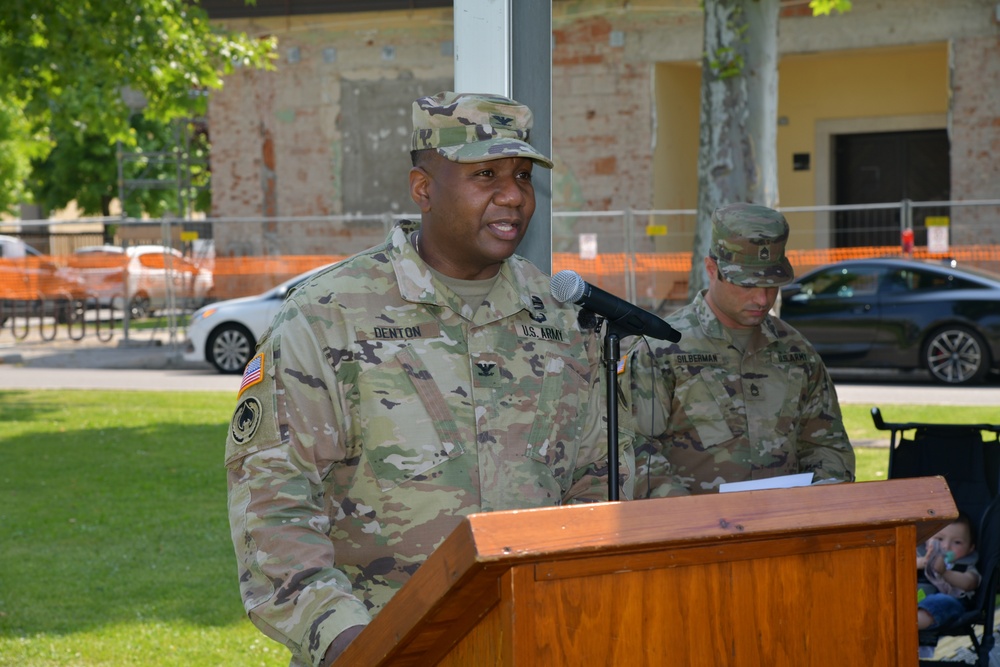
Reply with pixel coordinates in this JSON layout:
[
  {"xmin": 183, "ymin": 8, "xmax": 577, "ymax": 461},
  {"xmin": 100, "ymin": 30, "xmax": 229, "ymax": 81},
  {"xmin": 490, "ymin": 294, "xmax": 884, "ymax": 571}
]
[{"xmin": 780, "ymin": 258, "xmax": 1000, "ymax": 386}]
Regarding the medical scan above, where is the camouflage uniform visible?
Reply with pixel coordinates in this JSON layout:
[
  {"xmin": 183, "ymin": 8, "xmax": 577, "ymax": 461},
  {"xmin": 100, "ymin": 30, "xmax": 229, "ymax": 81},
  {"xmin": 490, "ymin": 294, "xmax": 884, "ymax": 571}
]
[
  {"xmin": 627, "ymin": 203, "xmax": 854, "ymax": 497},
  {"xmin": 226, "ymin": 219, "xmax": 633, "ymax": 667}
]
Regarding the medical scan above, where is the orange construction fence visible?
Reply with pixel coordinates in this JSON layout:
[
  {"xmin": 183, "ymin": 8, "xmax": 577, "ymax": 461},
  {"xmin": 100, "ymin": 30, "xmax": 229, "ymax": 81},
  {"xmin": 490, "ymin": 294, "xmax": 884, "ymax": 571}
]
[{"xmin": 3, "ymin": 245, "xmax": 1000, "ymax": 304}]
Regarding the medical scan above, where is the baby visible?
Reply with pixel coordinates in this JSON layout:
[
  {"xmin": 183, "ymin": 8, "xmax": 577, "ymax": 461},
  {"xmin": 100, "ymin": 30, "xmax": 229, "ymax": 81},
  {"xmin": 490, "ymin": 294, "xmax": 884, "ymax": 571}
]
[{"xmin": 916, "ymin": 512, "xmax": 981, "ymax": 632}]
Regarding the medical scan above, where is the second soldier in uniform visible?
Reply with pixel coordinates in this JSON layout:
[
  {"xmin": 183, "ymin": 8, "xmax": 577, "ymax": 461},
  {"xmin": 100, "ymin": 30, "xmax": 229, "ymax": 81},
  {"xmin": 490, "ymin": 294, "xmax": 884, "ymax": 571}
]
[{"xmin": 627, "ymin": 202, "xmax": 854, "ymax": 498}]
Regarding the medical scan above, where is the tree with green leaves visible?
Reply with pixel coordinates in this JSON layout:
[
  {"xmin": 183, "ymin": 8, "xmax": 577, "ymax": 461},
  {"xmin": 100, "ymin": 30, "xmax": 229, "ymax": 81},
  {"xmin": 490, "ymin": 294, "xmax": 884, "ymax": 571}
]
[
  {"xmin": 0, "ymin": 98, "xmax": 48, "ymax": 213},
  {"xmin": 26, "ymin": 115, "xmax": 212, "ymax": 219},
  {"xmin": 0, "ymin": 0, "xmax": 274, "ymax": 216},
  {"xmin": 689, "ymin": 0, "xmax": 852, "ymax": 297}
]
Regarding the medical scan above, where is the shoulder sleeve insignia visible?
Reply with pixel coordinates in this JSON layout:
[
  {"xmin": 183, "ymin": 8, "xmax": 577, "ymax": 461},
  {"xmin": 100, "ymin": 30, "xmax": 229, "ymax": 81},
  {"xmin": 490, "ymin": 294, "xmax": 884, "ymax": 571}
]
[
  {"xmin": 230, "ymin": 396, "xmax": 263, "ymax": 447},
  {"xmin": 237, "ymin": 353, "xmax": 264, "ymax": 398}
]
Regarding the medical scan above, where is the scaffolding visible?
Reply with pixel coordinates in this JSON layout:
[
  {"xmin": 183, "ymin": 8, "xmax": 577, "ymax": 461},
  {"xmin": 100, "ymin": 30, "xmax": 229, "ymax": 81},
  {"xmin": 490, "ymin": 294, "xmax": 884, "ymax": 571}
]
[{"xmin": 114, "ymin": 117, "xmax": 209, "ymax": 346}]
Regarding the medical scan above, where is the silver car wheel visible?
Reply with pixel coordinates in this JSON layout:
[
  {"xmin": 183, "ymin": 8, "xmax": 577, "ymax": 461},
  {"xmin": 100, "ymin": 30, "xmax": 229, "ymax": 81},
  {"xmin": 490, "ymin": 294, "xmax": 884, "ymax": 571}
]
[
  {"xmin": 924, "ymin": 327, "xmax": 987, "ymax": 385},
  {"xmin": 129, "ymin": 293, "xmax": 151, "ymax": 320},
  {"xmin": 209, "ymin": 325, "xmax": 253, "ymax": 374}
]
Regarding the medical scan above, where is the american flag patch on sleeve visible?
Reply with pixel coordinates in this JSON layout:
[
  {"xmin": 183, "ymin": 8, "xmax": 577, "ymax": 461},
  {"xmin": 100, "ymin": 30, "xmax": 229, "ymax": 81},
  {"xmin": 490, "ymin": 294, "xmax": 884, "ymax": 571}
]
[{"xmin": 238, "ymin": 353, "xmax": 264, "ymax": 397}]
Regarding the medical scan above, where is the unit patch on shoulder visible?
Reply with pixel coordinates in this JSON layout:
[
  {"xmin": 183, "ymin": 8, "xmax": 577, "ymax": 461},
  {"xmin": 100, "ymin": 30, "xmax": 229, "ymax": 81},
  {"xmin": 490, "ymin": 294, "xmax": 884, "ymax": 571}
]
[{"xmin": 230, "ymin": 396, "xmax": 263, "ymax": 447}]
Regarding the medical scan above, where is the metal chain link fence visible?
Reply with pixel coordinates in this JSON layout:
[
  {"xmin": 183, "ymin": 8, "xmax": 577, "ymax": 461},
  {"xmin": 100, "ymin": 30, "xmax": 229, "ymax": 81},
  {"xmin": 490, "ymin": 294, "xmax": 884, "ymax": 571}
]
[{"xmin": 2, "ymin": 199, "xmax": 998, "ymax": 347}]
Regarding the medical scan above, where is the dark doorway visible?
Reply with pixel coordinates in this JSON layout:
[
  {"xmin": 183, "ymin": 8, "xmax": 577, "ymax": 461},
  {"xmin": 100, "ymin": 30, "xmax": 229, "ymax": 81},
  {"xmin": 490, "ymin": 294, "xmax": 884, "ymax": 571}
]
[{"xmin": 833, "ymin": 129, "xmax": 950, "ymax": 248}]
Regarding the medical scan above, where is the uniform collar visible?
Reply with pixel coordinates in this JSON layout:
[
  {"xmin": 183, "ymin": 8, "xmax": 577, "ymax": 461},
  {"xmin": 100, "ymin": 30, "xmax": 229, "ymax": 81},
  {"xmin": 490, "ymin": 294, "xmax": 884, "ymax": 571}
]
[
  {"xmin": 389, "ymin": 220, "xmax": 533, "ymax": 324},
  {"xmin": 693, "ymin": 290, "xmax": 781, "ymax": 350}
]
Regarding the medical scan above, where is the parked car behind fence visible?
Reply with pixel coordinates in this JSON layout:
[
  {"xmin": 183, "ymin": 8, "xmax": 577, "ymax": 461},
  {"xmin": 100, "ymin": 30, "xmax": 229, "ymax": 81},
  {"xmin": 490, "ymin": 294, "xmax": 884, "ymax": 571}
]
[
  {"xmin": 0, "ymin": 235, "xmax": 89, "ymax": 326},
  {"xmin": 69, "ymin": 245, "xmax": 214, "ymax": 319},
  {"xmin": 184, "ymin": 263, "xmax": 336, "ymax": 373},
  {"xmin": 780, "ymin": 257, "xmax": 1000, "ymax": 386}
]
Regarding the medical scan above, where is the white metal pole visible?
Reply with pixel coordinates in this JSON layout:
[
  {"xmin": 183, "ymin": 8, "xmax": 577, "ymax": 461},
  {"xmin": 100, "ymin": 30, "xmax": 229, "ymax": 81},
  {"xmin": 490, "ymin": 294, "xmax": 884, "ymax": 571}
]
[
  {"xmin": 454, "ymin": 0, "xmax": 511, "ymax": 96},
  {"xmin": 454, "ymin": 0, "xmax": 552, "ymax": 273}
]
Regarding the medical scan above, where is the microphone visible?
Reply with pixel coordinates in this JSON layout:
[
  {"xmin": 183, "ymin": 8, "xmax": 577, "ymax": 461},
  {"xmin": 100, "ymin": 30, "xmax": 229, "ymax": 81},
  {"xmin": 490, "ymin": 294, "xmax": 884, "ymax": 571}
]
[{"xmin": 550, "ymin": 270, "xmax": 681, "ymax": 342}]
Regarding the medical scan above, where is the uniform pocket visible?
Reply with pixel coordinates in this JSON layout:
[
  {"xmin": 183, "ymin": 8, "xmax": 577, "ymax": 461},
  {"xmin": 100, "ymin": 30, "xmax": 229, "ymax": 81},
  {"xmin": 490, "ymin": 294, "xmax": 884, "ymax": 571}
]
[
  {"xmin": 360, "ymin": 345, "xmax": 465, "ymax": 490},
  {"xmin": 525, "ymin": 352, "xmax": 590, "ymax": 483},
  {"xmin": 674, "ymin": 369, "xmax": 735, "ymax": 449},
  {"xmin": 768, "ymin": 361, "xmax": 807, "ymax": 441}
]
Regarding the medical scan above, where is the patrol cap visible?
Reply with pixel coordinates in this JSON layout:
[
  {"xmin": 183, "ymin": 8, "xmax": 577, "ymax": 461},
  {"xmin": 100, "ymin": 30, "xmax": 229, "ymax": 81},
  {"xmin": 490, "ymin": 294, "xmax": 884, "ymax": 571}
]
[
  {"xmin": 411, "ymin": 91, "xmax": 553, "ymax": 168},
  {"xmin": 710, "ymin": 203, "xmax": 794, "ymax": 287}
]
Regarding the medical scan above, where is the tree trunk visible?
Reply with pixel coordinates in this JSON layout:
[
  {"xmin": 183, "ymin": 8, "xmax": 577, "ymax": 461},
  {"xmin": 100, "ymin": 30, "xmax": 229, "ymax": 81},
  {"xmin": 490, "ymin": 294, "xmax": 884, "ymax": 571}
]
[
  {"xmin": 689, "ymin": 0, "xmax": 780, "ymax": 298},
  {"xmin": 745, "ymin": 0, "xmax": 779, "ymax": 209}
]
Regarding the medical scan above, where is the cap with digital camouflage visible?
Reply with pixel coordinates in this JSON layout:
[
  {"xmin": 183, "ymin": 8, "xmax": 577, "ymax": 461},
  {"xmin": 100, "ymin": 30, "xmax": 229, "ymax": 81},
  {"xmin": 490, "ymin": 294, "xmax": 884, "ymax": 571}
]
[
  {"xmin": 411, "ymin": 91, "xmax": 553, "ymax": 168},
  {"xmin": 710, "ymin": 203, "xmax": 795, "ymax": 287}
]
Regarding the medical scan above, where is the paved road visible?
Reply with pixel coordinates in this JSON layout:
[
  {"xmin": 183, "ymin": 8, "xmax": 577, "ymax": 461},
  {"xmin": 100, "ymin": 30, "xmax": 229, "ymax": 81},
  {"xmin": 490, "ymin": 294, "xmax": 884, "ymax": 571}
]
[
  {"xmin": 0, "ymin": 338, "xmax": 240, "ymax": 392},
  {"xmin": 2, "ymin": 354, "xmax": 999, "ymax": 406},
  {"xmin": 828, "ymin": 370, "xmax": 1000, "ymax": 407},
  {"xmin": 0, "ymin": 365, "xmax": 241, "ymax": 392},
  {"xmin": 3, "ymin": 335, "xmax": 1000, "ymax": 404}
]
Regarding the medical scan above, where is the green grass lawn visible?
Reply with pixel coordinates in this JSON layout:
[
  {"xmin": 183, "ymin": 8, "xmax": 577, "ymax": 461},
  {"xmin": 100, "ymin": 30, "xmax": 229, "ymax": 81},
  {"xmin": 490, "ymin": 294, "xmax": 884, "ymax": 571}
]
[
  {"xmin": 0, "ymin": 390, "xmax": 994, "ymax": 666},
  {"xmin": 0, "ymin": 390, "xmax": 286, "ymax": 667}
]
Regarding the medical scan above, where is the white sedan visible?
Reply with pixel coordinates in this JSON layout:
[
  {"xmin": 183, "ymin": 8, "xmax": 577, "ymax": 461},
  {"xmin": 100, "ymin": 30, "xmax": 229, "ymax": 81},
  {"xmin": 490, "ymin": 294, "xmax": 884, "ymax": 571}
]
[{"xmin": 184, "ymin": 264, "xmax": 334, "ymax": 373}]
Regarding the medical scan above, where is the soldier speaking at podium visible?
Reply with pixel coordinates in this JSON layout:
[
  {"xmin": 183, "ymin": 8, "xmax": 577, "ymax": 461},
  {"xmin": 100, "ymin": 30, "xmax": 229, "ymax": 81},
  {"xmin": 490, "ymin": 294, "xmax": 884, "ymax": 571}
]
[{"xmin": 224, "ymin": 91, "xmax": 633, "ymax": 667}]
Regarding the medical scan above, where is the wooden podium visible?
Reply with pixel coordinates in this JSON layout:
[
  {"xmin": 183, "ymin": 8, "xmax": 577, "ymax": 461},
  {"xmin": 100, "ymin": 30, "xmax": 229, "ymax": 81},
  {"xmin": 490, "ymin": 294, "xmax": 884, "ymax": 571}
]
[{"xmin": 334, "ymin": 477, "xmax": 956, "ymax": 667}]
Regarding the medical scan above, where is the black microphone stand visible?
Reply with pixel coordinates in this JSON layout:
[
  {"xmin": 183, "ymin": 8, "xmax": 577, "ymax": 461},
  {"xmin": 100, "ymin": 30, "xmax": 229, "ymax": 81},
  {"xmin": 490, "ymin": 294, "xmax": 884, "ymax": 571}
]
[{"xmin": 602, "ymin": 319, "xmax": 627, "ymax": 502}]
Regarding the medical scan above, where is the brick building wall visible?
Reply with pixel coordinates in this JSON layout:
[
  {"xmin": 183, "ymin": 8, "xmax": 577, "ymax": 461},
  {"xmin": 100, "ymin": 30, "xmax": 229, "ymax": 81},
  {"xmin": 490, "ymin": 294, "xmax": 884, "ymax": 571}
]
[
  {"xmin": 206, "ymin": 0, "xmax": 1000, "ymax": 258},
  {"xmin": 551, "ymin": 15, "xmax": 653, "ymax": 214},
  {"xmin": 208, "ymin": 9, "xmax": 453, "ymax": 260}
]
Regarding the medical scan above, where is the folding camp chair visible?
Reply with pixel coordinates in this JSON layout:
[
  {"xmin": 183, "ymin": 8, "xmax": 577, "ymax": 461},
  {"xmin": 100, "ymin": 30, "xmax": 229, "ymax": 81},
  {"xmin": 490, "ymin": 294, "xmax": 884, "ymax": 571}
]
[{"xmin": 872, "ymin": 407, "xmax": 1000, "ymax": 667}]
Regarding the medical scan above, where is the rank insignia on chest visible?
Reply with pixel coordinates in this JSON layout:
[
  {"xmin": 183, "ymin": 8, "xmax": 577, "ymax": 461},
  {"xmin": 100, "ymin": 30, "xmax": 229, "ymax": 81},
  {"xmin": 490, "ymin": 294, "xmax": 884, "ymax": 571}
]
[{"xmin": 472, "ymin": 357, "xmax": 503, "ymax": 388}]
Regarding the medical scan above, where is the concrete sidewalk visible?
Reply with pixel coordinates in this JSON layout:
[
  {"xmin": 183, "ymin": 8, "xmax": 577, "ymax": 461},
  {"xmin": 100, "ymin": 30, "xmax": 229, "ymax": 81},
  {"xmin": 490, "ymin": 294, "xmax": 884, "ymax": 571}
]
[{"xmin": 0, "ymin": 332, "xmax": 211, "ymax": 371}]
